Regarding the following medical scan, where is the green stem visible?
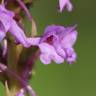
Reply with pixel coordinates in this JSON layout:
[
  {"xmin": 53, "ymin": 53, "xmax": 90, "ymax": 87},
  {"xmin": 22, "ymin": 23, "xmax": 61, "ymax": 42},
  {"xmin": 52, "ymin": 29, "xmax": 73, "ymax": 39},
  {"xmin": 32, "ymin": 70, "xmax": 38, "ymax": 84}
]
[{"xmin": 6, "ymin": 33, "xmax": 23, "ymax": 95}]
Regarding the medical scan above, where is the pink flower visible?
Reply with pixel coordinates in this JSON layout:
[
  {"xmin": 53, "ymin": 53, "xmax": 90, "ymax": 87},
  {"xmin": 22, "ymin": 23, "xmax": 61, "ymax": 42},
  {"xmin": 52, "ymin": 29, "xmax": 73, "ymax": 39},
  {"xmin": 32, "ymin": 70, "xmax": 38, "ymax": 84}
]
[
  {"xmin": 38, "ymin": 25, "xmax": 77, "ymax": 64},
  {"xmin": 59, "ymin": 0, "xmax": 73, "ymax": 12}
]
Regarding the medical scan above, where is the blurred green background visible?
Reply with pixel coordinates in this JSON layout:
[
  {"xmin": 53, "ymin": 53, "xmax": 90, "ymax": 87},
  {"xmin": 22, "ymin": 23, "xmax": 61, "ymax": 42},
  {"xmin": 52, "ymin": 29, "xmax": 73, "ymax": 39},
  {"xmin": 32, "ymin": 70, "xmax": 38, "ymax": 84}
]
[{"xmin": 0, "ymin": 0, "xmax": 96, "ymax": 96}]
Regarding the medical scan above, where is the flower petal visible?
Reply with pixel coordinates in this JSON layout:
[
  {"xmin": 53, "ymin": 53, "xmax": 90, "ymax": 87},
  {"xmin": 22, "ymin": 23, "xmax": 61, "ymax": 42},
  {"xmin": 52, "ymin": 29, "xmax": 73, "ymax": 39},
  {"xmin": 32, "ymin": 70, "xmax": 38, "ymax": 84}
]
[
  {"xmin": 66, "ymin": 0, "xmax": 73, "ymax": 11},
  {"xmin": 39, "ymin": 43, "xmax": 52, "ymax": 64},
  {"xmin": 51, "ymin": 52, "xmax": 64, "ymax": 64},
  {"xmin": 59, "ymin": 0, "xmax": 73, "ymax": 12},
  {"xmin": 61, "ymin": 30, "xmax": 77, "ymax": 48},
  {"xmin": 66, "ymin": 48, "xmax": 77, "ymax": 64},
  {"xmin": 39, "ymin": 43, "xmax": 53, "ymax": 53},
  {"xmin": 40, "ymin": 53, "xmax": 51, "ymax": 64}
]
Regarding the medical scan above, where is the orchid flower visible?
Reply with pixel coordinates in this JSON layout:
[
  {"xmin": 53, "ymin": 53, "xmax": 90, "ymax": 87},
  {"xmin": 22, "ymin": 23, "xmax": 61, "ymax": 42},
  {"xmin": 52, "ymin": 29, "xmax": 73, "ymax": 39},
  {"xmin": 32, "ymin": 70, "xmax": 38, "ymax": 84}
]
[
  {"xmin": 38, "ymin": 25, "xmax": 77, "ymax": 64},
  {"xmin": 0, "ymin": 0, "xmax": 78, "ymax": 95}
]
